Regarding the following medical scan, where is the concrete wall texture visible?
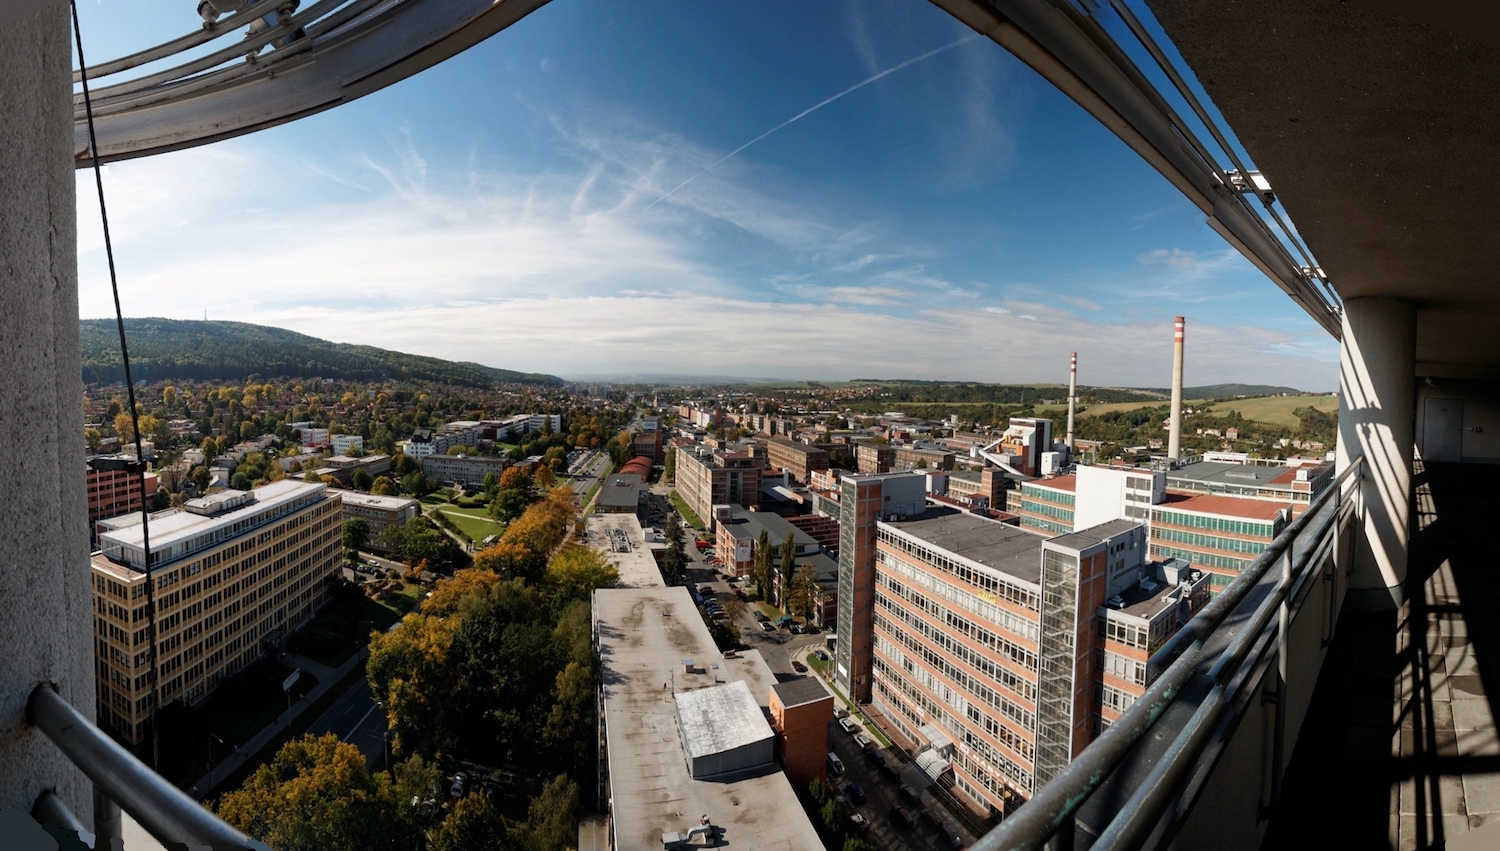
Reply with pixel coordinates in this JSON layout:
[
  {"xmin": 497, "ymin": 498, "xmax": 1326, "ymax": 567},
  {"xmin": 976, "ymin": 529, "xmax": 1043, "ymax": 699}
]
[{"xmin": 0, "ymin": 0, "xmax": 95, "ymax": 824}]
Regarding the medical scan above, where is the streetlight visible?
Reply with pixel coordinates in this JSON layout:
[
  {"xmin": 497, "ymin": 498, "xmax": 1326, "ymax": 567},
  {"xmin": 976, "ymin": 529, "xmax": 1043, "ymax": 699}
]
[{"xmin": 207, "ymin": 732, "xmax": 226, "ymax": 787}]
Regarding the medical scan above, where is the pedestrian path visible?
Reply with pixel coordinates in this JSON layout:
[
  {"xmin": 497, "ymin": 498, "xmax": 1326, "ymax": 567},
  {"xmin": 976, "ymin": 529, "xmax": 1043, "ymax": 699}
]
[{"xmin": 186, "ymin": 646, "xmax": 369, "ymax": 800}]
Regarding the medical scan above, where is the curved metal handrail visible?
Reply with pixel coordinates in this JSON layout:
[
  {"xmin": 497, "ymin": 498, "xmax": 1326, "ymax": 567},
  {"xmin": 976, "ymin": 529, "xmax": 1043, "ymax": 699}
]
[
  {"xmin": 72, "ymin": 0, "xmax": 552, "ymax": 166},
  {"xmin": 972, "ymin": 456, "xmax": 1363, "ymax": 851},
  {"xmin": 27, "ymin": 684, "xmax": 271, "ymax": 850}
]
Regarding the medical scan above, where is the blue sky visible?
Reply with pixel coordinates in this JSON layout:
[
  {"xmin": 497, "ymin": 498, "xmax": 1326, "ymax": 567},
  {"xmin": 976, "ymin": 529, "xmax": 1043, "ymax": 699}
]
[{"xmin": 72, "ymin": 0, "xmax": 1339, "ymax": 389}]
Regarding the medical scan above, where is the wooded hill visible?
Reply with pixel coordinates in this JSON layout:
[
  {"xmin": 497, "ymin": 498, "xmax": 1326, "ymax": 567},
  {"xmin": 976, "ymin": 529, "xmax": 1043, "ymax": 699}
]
[{"xmin": 79, "ymin": 319, "xmax": 563, "ymax": 387}]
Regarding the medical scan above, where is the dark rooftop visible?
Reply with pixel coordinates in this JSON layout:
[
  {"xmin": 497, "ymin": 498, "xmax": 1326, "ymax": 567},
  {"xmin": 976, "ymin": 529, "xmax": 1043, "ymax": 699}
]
[
  {"xmin": 1046, "ymin": 519, "xmax": 1143, "ymax": 553},
  {"xmin": 772, "ymin": 677, "xmax": 833, "ymax": 710}
]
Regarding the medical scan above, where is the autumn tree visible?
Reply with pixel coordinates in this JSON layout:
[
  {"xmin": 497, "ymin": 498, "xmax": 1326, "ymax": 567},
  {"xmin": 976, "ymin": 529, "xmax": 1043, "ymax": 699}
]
[
  {"xmin": 370, "ymin": 475, "xmax": 396, "ymax": 495},
  {"xmin": 366, "ymin": 614, "xmax": 460, "ymax": 753},
  {"xmin": 430, "ymin": 793, "xmax": 507, "ymax": 851},
  {"xmin": 778, "ymin": 531, "xmax": 797, "ymax": 612},
  {"xmin": 351, "ymin": 467, "xmax": 374, "ymax": 492},
  {"xmin": 215, "ymin": 734, "xmax": 428, "ymax": 851},
  {"xmin": 544, "ymin": 545, "xmax": 618, "ymax": 607},
  {"xmin": 510, "ymin": 775, "xmax": 580, "ymax": 851},
  {"xmin": 791, "ymin": 563, "xmax": 821, "ymax": 620},
  {"xmin": 751, "ymin": 529, "xmax": 773, "ymax": 600}
]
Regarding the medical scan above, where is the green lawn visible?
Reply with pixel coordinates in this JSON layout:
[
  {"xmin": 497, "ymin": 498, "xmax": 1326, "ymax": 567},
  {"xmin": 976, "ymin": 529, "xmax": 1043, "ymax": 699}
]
[
  {"xmin": 1205, "ymin": 394, "xmax": 1339, "ymax": 429},
  {"xmin": 434, "ymin": 506, "xmax": 505, "ymax": 542},
  {"xmin": 670, "ymin": 491, "xmax": 705, "ymax": 529}
]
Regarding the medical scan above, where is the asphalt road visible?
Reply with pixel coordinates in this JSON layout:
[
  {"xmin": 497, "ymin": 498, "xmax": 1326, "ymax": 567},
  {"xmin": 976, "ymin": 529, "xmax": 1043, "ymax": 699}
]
[{"xmin": 305, "ymin": 675, "xmax": 393, "ymax": 771}]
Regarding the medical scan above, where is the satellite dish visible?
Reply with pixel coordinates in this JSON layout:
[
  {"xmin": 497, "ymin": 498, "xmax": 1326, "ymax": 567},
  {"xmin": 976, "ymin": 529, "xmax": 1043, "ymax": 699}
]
[{"xmin": 74, "ymin": 0, "xmax": 551, "ymax": 166}]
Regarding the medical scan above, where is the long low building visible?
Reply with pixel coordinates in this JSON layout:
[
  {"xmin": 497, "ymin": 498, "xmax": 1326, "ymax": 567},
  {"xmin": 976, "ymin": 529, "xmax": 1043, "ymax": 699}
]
[
  {"xmin": 594, "ymin": 585, "xmax": 823, "ymax": 850},
  {"xmin": 421, "ymin": 453, "xmax": 509, "ymax": 486}
]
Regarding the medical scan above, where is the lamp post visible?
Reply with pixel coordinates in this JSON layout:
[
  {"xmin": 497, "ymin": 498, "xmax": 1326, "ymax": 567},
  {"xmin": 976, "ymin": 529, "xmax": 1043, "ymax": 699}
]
[{"xmin": 207, "ymin": 733, "xmax": 226, "ymax": 787}]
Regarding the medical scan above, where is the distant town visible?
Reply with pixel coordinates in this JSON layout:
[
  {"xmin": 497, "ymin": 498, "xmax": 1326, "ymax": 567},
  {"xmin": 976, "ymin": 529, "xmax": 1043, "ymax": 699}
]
[{"xmin": 75, "ymin": 317, "xmax": 1342, "ymax": 851}]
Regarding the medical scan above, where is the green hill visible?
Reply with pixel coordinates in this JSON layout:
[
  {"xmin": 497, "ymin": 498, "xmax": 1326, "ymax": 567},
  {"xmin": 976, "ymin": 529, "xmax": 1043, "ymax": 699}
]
[{"xmin": 79, "ymin": 318, "xmax": 563, "ymax": 387}]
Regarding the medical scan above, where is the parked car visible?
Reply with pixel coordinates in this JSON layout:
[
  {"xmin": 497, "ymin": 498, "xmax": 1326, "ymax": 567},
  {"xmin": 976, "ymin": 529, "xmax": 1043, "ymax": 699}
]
[
  {"xmin": 827, "ymin": 752, "xmax": 845, "ymax": 776},
  {"xmin": 844, "ymin": 781, "xmax": 865, "ymax": 804},
  {"xmin": 791, "ymin": 660, "xmax": 807, "ymax": 673},
  {"xmin": 939, "ymin": 822, "xmax": 963, "ymax": 848},
  {"xmin": 449, "ymin": 771, "xmax": 468, "ymax": 798},
  {"xmin": 879, "ymin": 759, "xmax": 901, "ymax": 780},
  {"xmin": 761, "ymin": 621, "xmax": 776, "ymax": 632},
  {"xmin": 853, "ymin": 734, "xmax": 874, "ymax": 751},
  {"xmin": 812, "ymin": 649, "xmax": 829, "ymax": 661},
  {"xmin": 838, "ymin": 717, "xmax": 859, "ymax": 734},
  {"xmin": 833, "ymin": 705, "xmax": 849, "ymax": 719},
  {"xmin": 848, "ymin": 812, "xmax": 869, "ymax": 831},
  {"xmin": 899, "ymin": 784, "xmax": 920, "ymax": 804},
  {"xmin": 889, "ymin": 805, "xmax": 916, "ymax": 829}
]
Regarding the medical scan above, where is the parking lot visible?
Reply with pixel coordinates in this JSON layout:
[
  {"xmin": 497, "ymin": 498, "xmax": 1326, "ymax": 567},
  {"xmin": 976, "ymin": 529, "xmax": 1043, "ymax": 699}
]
[{"xmin": 824, "ymin": 710, "xmax": 976, "ymax": 851}]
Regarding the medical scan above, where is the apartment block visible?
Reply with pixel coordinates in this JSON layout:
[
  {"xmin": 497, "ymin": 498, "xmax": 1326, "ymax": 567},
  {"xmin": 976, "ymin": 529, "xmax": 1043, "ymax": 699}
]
[
  {"xmin": 1148, "ymin": 493, "xmax": 1289, "ymax": 592},
  {"xmin": 330, "ymin": 434, "xmax": 364, "ymax": 455},
  {"xmin": 947, "ymin": 468, "xmax": 1009, "ymax": 509},
  {"xmin": 766, "ymin": 438, "xmax": 830, "ymax": 485},
  {"xmin": 713, "ymin": 506, "xmax": 818, "ymax": 578},
  {"xmin": 420, "ymin": 453, "xmax": 509, "ymax": 486},
  {"xmin": 835, "ymin": 469, "xmax": 1208, "ymax": 816},
  {"xmin": 339, "ymin": 492, "xmax": 419, "ymax": 552},
  {"xmin": 86, "ymin": 455, "xmax": 159, "ymax": 535},
  {"xmin": 674, "ymin": 445, "xmax": 765, "ymax": 529},
  {"xmin": 91, "ymin": 481, "xmax": 343, "ymax": 744},
  {"xmin": 856, "ymin": 443, "xmax": 896, "ymax": 474},
  {"xmin": 633, "ymin": 421, "xmax": 664, "ymax": 461},
  {"xmin": 895, "ymin": 445, "xmax": 955, "ymax": 471}
]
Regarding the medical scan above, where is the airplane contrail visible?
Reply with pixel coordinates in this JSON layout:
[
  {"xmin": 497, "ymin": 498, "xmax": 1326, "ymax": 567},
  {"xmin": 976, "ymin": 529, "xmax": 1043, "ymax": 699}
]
[{"xmin": 642, "ymin": 32, "xmax": 984, "ymax": 211}]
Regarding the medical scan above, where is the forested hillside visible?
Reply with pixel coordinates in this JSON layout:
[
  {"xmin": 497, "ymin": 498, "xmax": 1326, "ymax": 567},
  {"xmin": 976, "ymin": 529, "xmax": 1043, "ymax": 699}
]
[{"xmin": 79, "ymin": 319, "xmax": 562, "ymax": 387}]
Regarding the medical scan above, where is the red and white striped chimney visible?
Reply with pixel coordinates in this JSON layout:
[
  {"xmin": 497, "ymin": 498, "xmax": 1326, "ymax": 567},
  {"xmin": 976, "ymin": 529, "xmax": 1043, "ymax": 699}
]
[{"xmin": 1168, "ymin": 317, "xmax": 1185, "ymax": 461}]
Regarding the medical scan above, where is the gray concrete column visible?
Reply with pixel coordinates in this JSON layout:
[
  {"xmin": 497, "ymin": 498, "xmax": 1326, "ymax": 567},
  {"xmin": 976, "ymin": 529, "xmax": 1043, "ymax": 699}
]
[
  {"xmin": 1336, "ymin": 297, "xmax": 1416, "ymax": 612},
  {"xmin": 0, "ymin": 0, "xmax": 95, "ymax": 826}
]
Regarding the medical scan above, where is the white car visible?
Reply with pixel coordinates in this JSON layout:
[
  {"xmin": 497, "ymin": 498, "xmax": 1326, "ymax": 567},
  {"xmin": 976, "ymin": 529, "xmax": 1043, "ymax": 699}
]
[{"xmin": 838, "ymin": 717, "xmax": 859, "ymax": 734}]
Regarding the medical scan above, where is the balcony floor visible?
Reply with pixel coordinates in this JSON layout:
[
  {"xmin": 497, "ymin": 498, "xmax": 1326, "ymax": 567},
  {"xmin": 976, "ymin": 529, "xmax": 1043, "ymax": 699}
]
[{"xmin": 1265, "ymin": 462, "xmax": 1500, "ymax": 851}]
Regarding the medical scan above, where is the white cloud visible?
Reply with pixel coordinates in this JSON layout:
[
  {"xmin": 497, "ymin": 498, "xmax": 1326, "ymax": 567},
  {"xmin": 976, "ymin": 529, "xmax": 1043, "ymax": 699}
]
[
  {"xmin": 1136, "ymin": 247, "xmax": 1241, "ymax": 280},
  {"xmin": 73, "ymin": 127, "xmax": 1338, "ymax": 390}
]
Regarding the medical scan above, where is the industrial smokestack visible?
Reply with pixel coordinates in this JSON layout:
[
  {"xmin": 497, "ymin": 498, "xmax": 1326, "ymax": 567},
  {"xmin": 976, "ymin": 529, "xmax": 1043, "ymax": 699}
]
[
  {"xmin": 1065, "ymin": 352, "xmax": 1077, "ymax": 451},
  {"xmin": 1168, "ymin": 316, "xmax": 1185, "ymax": 461}
]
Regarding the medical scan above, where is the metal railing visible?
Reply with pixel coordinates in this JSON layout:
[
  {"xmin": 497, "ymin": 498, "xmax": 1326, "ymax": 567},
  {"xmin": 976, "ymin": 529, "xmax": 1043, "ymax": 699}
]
[
  {"xmin": 971, "ymin": 456, "xmax": 1363, "ymax": 851},
  {"xmin": 27, "ymin": 684, "xmax": 271, "ymax": 850}
]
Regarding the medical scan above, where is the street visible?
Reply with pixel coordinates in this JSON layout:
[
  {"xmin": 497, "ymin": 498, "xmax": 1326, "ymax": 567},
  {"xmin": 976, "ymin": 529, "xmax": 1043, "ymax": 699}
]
[{"xmin": 304, "ymin": 675, "xmax": 393, "ymax": 771}]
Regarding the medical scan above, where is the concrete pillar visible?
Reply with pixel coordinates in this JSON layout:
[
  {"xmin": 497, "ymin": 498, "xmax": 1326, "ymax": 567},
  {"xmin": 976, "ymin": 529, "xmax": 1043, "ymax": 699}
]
[
  {"xmin": 1336, "ymin": 297, "xmax": 1416, "ymax": 612},
  {"xmin": 0, "ymin": 0, "xmax": 95, "ymax": 826}
]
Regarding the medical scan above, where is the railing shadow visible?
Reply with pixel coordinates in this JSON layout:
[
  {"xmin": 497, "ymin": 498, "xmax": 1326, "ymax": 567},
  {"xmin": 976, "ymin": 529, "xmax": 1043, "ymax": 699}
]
[{"xmin": 1265, "ymin": 461, "xmax": 1498, "ymax": 850}]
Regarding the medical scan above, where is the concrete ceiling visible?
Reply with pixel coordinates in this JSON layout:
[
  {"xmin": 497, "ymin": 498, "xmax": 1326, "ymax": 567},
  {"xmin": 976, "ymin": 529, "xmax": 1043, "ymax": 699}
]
[{"xmin": 1144, "ymin": 0, "xmax": 1500, "ymax": 372}]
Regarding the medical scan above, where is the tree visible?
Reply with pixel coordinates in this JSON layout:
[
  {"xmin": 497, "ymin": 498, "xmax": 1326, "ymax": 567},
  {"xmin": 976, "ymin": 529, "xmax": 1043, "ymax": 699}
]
[
  {"xmin": 230, "ymin": 471, "xmax": 253, "ymax": 491},
  {"xmin": 481, "ymin": 471, "xmax": 498, "ymax": 497},
  {"xmin": 430, "ymin": 793, "xmax": 507, "ymax": 851},
  {"xmin": 488, "ymin": 488, "xmax": 534, "ymax": 523},
  {"xmin": 534, "ymin": 465, "xmax": 556, "ymax": 489},
  {"xmin": 343, "ymin": 518, "xmax": 370, "ymax": 560},
  {"xmin": 85, "ymin": 428, "xmax": 102, "ymax": 455},
  {"xmin": 545, "ymin": 545, "xmax": 618, "ymax": 605},
  {"xmin": 661, "ymin": 513, "xmax": 687, "ymax": 585},
  {"xmin": 791, "ymin": 563, "xmax": 821, "ymax": 621},
  {"xmin": 351, "ymin": 467, "xmax": 374, "ymax": 492},
  {"xmin": 779, "ymin": 531, "xmax": 797, "ymax": 612},
  {"xmin": 190, "ymin": 465, "xmax": 213, "ymax": 492},
  {"xmin": 499, "ymin": 466, "xmax": 533, "ymax": 492},
  {"xmin": 370, "ymin": 475, "xmax": 396, "ymax": 496},
  {"xmin": 751, "ymin": 529, "xmax": 773, "ymax": 600},
  {"xmin": 663, "ymin": 446, "xmax": 676, "ymax": 483},
  {"xmin": 511, "ymin": 775, "xmax": 579, "ymax": 851},
  {"xmin": 215, "ymin": 734, "xmax": 424, "ymax": 851},
  {"xmin": 367, "ymin": 614, "xmax": 461, "ymax": 753}
]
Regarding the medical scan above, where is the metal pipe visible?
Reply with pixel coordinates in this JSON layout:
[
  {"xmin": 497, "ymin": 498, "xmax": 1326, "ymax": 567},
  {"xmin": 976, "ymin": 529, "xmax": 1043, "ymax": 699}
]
[
  {"xmin": 27, "ymin": 684, "xmax": 269, "ymax": 850},
  {"xmin": 33, "ymin": 790, "xmax": 95, "ymax": 848},
  {"xmin": 94, "ymin": 787, "xmax": 122, "ymax": 851},
  {"xmin": 1168, "ymin": 317, "xmax": 1184, "ymax": 461},
  {"xmin": 970, "ymin": 458, "xmax": 1363, "ymax": 851}
]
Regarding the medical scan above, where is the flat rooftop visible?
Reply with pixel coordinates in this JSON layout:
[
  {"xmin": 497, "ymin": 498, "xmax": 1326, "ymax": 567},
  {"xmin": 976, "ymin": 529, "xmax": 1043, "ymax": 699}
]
[
  {"xmin": 718, "ymin": 507, "xmax": 817, "ymax": 549},
  {"xmin": 1156, "ymin": 491, "xmax": 1290, "ymax": 521},
  {"xmin": 1167, "ymin": 461, "xmax": 1293, "ymax": 489},
  {"xmin": 772, "ymin": 677, "xmax": 833, "ymax": 710},
  {"xmin": 883, "ymin": 508, "xmax": 1044, "ymax": 584},
  {"xmin": 595, "ymin": 586, "xmax": 821, "ymax": 851},
  {"xmin": 339, "ymin": 492, "xmax": 418, "ymax": 510},
  {"xmin": 675, "ymin": 680, "xmax": 772, "ymax": 762},
  {"xmin": 97, "ymin": 480, "xmax": 327, "ymax": 554},
  {"xmin": 1027, "ymin": 473, "xmax": 1077, "ymax": 492},
  {"xmin": 1047, "ymin": 519, "xmax": 1142, "ymax": 552},
  {"xmin": 587, "ymin": 514, "xmax": 662, "ymax": 589}
]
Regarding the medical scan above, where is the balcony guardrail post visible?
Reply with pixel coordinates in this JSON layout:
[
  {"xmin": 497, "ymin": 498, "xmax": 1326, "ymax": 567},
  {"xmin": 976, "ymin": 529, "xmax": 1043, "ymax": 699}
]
[
  {"xmin": 94, "ymin": 786, "xmax": 122, "ymax": 851},
  {"xmin": 1264, "ymin": 546, "xmax": 1291, "ymax": 819}
]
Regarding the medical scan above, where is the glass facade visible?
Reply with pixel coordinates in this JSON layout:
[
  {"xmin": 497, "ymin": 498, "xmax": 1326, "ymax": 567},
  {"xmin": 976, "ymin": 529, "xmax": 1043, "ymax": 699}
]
[{"xmin": 1033, "ymin": 548, "xmax": 1080, "ymax": 786}]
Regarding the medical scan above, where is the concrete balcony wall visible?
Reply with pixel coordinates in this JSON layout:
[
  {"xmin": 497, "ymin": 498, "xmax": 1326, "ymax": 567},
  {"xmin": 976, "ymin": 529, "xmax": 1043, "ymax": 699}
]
[{"xmin": 0, "ymin": 0, "xmax": 94, "ymax": 825}]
